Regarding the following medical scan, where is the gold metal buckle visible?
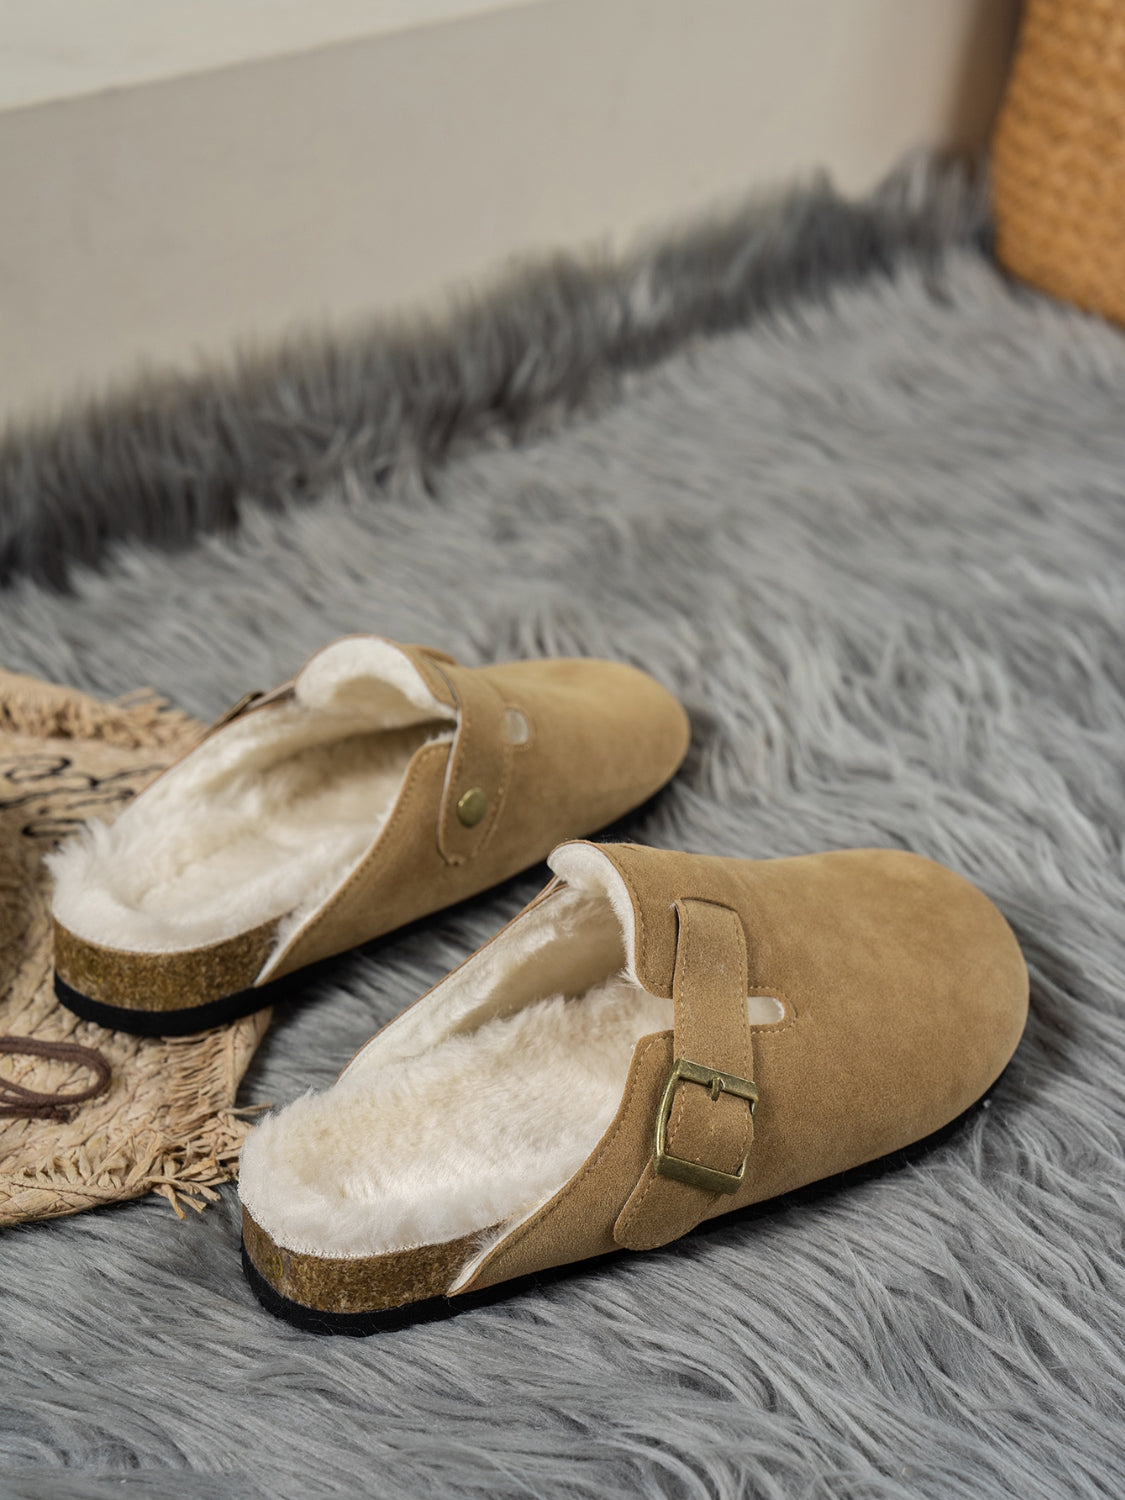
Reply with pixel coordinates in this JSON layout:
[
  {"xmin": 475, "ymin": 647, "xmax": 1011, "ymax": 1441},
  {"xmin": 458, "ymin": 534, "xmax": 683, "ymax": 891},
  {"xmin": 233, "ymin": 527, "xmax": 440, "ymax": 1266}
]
[{"xmin": 653, "ymin": 1057, "xmax": 758, "ymax": 1195}]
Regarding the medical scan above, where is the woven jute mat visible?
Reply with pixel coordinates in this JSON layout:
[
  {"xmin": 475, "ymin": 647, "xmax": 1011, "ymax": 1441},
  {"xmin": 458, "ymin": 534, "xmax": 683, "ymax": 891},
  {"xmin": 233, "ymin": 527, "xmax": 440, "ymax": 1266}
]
[{"xmin": 0, "ymin": 666, "xmax": 269, "ymax": 1225}]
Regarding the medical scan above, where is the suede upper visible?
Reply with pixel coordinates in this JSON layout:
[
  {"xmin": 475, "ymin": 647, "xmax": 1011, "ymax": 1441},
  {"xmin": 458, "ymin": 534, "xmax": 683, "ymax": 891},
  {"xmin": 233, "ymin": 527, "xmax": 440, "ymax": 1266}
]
[
  {"xmin": 238, "ymin": 839, "xmax": 1029, "ymax": 1321},
  {"xmin": 458, "ymin": 842, "xmax": 1029, "ymax": 1291},
  {"xmin": 267, "ymin": 648, "xmax": 692, "ymax": 980},
  {"xmin": 50, "ymin": 639, "xmax": 690, "ymax": 1016}
]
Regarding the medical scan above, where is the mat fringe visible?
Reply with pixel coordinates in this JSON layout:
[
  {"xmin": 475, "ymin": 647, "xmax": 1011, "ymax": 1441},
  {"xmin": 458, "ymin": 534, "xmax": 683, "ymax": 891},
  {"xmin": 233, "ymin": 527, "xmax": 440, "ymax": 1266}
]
[
  {"xmin": 0, "ymin": 666, "xmax": 199, "ymax": 750},
  {"xmin": 0, "ymin": 667, "xmax": 265, "ymax": 1226}
]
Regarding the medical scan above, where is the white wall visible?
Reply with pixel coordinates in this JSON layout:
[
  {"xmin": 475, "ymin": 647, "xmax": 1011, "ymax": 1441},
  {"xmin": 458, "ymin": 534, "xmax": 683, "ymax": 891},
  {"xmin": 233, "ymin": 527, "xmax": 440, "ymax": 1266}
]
[
  {"xmin": 0, "ymin": 0, "xmax": 1019, "ymax": 428},
  {"xmin": 0, "ymin": 0, "xmax": 537, "ymax": 109}
]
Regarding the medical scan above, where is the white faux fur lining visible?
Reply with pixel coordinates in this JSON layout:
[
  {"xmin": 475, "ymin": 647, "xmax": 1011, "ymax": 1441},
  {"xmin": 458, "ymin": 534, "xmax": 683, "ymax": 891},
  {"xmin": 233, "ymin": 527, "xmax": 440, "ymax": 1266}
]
[
  {"xmin": 547, "ymin": 841, "xmax": 639, "ymax": 973},
  {"xmin": 238, "ymin": 971, "xmax": 673, "ymax": 1258},
  {"xmin": 296, "ymin": 635, "xmax": 451, "ymax": 721},
  {"xmin": 548, "ymin": 844, "xmax": 783, "ymax": 1028},
  {"xmin": 48, "ymin": 637, "xmax": 455, "ymax": 958},
  {"xmin": 237, "ymin": 854, "xmax": 783, "ymax": 1263}
]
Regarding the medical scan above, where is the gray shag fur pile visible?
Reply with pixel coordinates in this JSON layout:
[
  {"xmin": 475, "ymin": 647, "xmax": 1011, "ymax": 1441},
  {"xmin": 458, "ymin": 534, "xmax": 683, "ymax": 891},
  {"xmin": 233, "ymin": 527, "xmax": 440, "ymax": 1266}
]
[{"xmin": 2, "ymin": 158, "xmax": 1124, "ymax": 1499}]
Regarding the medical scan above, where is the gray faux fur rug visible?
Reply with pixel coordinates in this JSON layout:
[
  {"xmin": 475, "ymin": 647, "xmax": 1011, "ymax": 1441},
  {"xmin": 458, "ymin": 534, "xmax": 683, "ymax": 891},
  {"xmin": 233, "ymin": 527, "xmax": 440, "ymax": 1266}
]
[{"xmin": 2, "ymin": 157, "xmax": 1124, "ymax": 1500}]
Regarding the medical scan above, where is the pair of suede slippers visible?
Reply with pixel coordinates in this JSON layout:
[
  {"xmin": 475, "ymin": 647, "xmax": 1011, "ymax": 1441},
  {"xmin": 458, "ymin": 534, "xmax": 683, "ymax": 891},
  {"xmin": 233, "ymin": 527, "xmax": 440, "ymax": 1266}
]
[{"xmin": 49, "ymin": 636, "xmax": 1028, "ymax": 1335}]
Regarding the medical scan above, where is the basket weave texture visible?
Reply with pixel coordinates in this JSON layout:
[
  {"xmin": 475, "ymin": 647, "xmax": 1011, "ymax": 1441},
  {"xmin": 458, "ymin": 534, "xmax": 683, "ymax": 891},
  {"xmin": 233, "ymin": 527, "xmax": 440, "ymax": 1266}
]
[
  {"xmin": 992, "ymin": 0, "xmax": 1125, "ymax": 326},
  {"xmin": 0, "ymin": 668, "xmax": 269, "ymax": 1225}
]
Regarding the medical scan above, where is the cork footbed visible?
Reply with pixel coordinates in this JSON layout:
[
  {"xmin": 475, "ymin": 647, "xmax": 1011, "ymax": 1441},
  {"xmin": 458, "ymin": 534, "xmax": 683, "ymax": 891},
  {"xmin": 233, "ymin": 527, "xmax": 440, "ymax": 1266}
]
[
  {"xmin": 48, "ymin": 638, "xmax": 456, "ymax": 972},
  {"xmin": 241, "ymin": 1208, "xmax": 497, "ymax": 1322},
  {"xmin": 52, "ymin": 917, "xmax": 279, "ymax": 1017}
]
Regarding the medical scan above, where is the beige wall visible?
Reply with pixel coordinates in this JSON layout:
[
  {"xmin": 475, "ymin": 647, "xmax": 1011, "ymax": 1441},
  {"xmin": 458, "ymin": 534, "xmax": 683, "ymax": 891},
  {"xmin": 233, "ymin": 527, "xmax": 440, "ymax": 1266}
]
[
  {"xmin": 0, "ymin": 0, "xmax": 1019, "ymax": 429},
  {"xmin": 0, "ymin": 0, "xmax": 538, "ymax": 109}
]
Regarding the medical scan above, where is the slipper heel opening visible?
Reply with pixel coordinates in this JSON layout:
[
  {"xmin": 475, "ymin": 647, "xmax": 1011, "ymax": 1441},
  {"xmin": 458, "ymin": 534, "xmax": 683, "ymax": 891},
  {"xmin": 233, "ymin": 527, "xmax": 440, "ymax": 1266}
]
[
  {"xmin": 48, "ymin": 638, "xmax": 457, "ymax": 978},
  {"xmin": 238, "ymin": 875, "xmax": 676, "ymax": 1319}
]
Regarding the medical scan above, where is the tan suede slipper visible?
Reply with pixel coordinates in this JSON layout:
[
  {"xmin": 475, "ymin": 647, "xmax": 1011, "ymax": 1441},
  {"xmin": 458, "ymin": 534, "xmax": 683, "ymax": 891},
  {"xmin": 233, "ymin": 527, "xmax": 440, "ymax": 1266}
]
[
  {"xmin": 238, "ymin": 839, "xmax": 1028, "ymax": 1334},
  {"xmin": 49, "ymin": 641, "xmax": 689, "ymax": 1035}
]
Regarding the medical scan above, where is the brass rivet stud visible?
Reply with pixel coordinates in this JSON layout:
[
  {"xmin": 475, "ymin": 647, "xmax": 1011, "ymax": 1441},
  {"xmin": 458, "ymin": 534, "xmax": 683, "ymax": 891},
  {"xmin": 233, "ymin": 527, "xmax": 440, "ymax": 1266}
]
[{"xmin": 456, "ymin": 787, "xmax": 488, "ymax": 827}]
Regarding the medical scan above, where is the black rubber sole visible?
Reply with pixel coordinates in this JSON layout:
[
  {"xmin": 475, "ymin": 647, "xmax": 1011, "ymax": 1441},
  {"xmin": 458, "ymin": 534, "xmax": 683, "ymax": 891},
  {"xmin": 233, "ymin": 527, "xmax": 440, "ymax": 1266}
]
[
  {"xmin": 54, "ymin": 971, "xmax": 275, "ymax": 1037},
  {"xmin": 240, "ymin": 1240, "xmax": 518, "ymax": 1336}
]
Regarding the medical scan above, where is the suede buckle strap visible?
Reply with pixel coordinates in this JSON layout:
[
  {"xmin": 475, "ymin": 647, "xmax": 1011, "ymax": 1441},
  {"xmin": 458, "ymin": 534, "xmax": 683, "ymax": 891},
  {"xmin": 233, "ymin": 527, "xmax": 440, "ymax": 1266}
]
[
  {"xmin": 614, "ymin": 898, "xmax": 757, "ymax": 1251},
  {"xmin": 431, "ymin": 662, "xmax": 514, "ymax": 865}
]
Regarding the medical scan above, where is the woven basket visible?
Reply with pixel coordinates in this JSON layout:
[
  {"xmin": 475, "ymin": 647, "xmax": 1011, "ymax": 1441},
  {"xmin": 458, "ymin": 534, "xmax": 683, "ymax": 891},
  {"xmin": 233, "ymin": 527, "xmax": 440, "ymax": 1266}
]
[{"xmin": 991, "ymin": 0, "xmax": 1125, "ymax": 326}]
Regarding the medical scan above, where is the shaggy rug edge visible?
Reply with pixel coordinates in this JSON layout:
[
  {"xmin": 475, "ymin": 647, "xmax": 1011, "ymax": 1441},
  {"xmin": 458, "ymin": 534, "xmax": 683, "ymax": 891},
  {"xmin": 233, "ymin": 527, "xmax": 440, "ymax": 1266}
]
[{"xmin": 0, "ymin": 153, "xmax": 988, "ymax": 589}]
